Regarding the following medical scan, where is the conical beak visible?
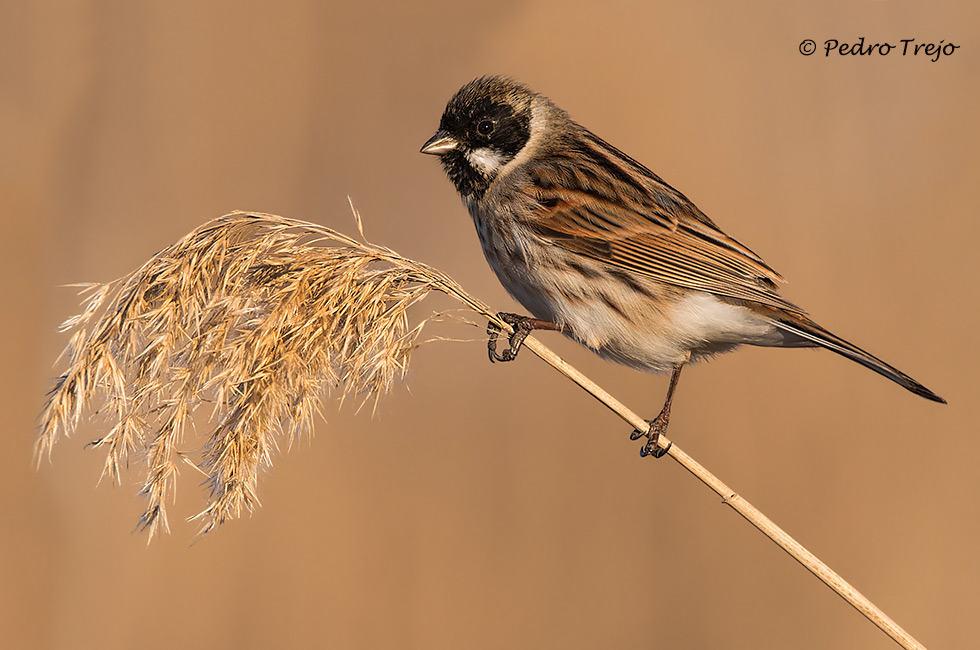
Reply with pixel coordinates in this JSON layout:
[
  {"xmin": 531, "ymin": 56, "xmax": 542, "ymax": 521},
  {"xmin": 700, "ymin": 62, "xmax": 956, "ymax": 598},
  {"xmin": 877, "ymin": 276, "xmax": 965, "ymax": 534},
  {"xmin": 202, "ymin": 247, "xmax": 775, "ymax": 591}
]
[{"xmin": 420, "ymin": 131, "xmax": 459, "ymax": 155}]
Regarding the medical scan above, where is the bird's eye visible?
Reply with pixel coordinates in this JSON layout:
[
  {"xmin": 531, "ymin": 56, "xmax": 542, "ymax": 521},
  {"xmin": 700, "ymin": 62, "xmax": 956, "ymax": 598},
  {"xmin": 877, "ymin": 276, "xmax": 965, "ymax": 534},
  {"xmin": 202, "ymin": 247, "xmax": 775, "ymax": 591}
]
[{"xmin": 477, "ymin": 120, "xmax": 495, "ymax": 136}]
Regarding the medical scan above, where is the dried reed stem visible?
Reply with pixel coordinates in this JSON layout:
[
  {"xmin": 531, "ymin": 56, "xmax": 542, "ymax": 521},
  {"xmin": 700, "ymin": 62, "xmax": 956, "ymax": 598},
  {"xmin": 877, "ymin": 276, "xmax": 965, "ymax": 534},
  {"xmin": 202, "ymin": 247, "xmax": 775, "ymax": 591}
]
[
  {"xmin": 515, "ymin": 336, "xmax": 926, "ymax": 650},
  {"xmin": 39, "ymin": 211, "xmax": 924, "ymax": 649}
]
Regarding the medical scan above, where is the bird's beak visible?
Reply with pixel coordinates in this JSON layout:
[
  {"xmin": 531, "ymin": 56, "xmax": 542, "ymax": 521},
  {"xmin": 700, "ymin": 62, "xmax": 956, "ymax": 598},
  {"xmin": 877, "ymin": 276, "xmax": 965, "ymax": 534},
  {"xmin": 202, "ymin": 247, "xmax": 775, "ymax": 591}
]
[{"xmin": 420, "ymin": 131, "xmax": 459, "ymax": 156}]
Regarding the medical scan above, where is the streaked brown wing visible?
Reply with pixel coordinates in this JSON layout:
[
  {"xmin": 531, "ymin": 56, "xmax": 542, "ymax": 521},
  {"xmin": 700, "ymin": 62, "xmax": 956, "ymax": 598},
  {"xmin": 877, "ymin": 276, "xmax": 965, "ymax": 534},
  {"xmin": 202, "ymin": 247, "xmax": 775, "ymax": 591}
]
[{"xmin": 523, "ymin": 130, "xmax": 805, "ymax": 314}]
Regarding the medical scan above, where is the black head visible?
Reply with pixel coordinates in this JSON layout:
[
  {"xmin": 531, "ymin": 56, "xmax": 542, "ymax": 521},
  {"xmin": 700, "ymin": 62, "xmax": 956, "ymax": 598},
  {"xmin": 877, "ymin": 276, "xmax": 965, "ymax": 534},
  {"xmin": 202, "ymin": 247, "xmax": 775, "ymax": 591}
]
[{"xmin": 421, "ymin": 76, "xmax": 535, "ymax": 200}]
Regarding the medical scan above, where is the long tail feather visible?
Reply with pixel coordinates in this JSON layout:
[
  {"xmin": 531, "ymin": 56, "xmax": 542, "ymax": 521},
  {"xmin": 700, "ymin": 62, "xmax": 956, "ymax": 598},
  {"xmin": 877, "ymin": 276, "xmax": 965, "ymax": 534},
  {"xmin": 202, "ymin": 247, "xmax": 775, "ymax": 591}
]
[{"xmin": 773, "ymin": 316, "xmax": 946, "ymax": 403}]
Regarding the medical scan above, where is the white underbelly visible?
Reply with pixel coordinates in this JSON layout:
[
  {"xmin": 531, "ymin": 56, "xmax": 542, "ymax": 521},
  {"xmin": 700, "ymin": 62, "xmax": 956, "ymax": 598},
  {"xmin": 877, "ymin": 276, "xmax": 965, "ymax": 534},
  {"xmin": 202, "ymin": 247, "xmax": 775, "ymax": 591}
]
[{"xmin": 497, "ymin": 255, "xmax": 783, "ymax": 373}]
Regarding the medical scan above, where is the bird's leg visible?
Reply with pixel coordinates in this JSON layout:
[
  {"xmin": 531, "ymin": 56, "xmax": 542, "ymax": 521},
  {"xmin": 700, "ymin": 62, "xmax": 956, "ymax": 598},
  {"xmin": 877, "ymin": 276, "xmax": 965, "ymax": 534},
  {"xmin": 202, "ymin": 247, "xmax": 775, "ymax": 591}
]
[
  {"xmin": 487, "ymin": 312, "xmax": 563, "ymax": 362},
  {"xmin": 631, "ymin": 360, "xmax": 687, "ymax": 458}
]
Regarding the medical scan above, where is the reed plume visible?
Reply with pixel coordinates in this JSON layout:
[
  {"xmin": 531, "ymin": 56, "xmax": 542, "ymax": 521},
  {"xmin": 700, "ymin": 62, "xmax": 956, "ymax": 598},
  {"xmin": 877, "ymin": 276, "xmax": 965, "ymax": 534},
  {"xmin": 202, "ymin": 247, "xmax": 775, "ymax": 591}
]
[{"xmin": 38, "ymin": 210, "xmax": 487, "ymax": 539}]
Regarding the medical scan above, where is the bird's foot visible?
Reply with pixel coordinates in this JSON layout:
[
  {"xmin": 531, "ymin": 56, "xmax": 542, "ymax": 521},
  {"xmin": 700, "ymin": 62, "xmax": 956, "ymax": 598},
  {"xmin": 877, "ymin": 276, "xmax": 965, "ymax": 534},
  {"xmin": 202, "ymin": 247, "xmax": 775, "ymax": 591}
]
[
  {"xmin": 630, "ymin": 416, "xmax": 672, "ymax": 458},
  {"xmin": 487, "ymin": 312, "xmax": 535, "ymax": 363}
]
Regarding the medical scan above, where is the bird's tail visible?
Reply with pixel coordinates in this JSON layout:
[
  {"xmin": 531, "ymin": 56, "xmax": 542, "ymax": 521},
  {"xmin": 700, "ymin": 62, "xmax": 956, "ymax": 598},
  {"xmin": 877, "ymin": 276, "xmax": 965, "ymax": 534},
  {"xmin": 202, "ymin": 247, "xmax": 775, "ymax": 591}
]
[{"xmin": 772, "ymin": 314, "xmax": 946, "ymax": 404}]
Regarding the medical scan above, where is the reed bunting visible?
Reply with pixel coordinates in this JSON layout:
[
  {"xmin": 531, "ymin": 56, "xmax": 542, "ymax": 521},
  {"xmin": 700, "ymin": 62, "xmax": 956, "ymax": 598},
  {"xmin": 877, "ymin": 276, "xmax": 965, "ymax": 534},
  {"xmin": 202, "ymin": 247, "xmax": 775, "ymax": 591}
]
[{"xmin": 421, "ymin": 76, "xmax": 945, "ymax": 457}]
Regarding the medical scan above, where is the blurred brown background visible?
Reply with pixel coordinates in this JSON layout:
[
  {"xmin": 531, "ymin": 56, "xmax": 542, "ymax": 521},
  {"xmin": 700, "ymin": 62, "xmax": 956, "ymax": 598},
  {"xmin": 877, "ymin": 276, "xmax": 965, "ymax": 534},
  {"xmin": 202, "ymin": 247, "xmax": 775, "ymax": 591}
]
[{"xmin": 3, "ymin": 1, "xmax": 978, "ymax": 648}]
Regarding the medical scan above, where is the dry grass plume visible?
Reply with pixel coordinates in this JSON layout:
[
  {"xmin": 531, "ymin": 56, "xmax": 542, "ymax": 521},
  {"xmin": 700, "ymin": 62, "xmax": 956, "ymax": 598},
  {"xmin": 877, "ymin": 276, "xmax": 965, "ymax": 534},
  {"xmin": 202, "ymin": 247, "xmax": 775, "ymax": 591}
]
[{"xmin": 38, "ymin": 210, "xmax": 492, "ymax": 539}]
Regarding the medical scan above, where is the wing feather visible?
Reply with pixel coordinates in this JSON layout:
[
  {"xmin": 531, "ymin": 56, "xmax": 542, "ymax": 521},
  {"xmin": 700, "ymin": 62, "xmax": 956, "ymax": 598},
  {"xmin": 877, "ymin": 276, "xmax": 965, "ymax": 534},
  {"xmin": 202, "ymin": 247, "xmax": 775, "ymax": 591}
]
[{"xmin": 522, "ymin": 127, "xmax": 804, "ymax": 314}]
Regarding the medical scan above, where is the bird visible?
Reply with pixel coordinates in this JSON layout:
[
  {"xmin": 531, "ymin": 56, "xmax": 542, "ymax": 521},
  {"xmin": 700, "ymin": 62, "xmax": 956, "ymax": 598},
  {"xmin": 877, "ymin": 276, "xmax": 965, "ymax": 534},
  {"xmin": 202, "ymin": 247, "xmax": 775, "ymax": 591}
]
[{"xmin": 420, "ymin": 75, "xmax": 945, "ymax": 457}]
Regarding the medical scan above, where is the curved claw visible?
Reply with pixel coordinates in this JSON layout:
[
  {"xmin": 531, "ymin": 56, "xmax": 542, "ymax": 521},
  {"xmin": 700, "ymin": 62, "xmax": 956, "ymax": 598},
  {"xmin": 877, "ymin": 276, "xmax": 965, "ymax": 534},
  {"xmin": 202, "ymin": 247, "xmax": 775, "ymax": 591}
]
[
  {"xmin": 490, "ymin": 348, "xmax": 516, "ymax": 363},
  {"xmin": 647, "ymin": 441, "xmax": 672, "ymax": 458},
  {"xmin": 631, "ymin": 418, "xmax": 656, "ymax": 441},
  {"xmin": 487, "ymin": 320, "xmax": 505, "ymax": 362}
]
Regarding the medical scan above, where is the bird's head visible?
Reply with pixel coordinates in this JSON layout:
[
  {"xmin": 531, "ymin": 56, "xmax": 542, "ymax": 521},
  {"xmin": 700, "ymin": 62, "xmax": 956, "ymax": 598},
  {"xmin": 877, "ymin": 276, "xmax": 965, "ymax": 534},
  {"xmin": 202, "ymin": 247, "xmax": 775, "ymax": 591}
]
[{"xmin": 421, "ymin": 76, "xmax": 537, "ymax": 199}]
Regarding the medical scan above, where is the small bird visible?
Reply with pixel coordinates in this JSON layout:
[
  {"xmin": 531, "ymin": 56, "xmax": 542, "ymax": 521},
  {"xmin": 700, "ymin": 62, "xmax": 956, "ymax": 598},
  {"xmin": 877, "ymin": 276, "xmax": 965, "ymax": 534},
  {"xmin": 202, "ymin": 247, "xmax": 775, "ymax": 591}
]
[{"xmin": 421, "ymin": 75, "xmax": 945, "ymax": 457}]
